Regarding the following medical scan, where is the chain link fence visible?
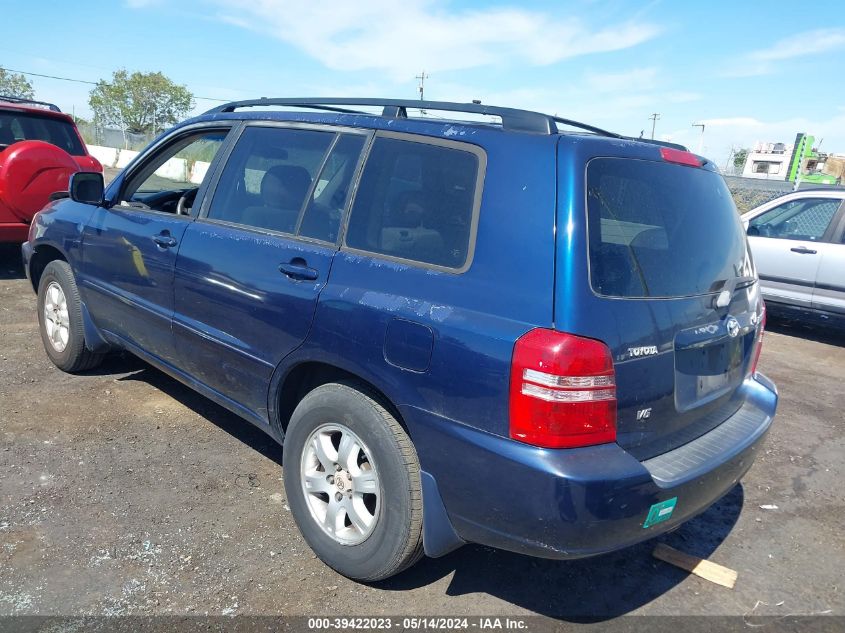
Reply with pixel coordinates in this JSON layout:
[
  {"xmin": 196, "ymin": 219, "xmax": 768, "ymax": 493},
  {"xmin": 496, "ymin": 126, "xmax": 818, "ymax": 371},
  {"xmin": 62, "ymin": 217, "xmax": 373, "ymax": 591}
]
[{"xmin": 76, "ymin": 122, "xmax": 155, "ymax": 151}]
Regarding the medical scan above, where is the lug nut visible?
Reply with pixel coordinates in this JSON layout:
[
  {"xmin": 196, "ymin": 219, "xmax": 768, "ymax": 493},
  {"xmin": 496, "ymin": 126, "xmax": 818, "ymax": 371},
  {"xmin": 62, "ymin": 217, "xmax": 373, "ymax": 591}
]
[
  {"xmin": 327, "ymin": 475, "xmax": 335, "ymax": 484},
  {"xmin": 335, "ymin": 492, "xmax": 343, "ymax": 502},
  {"xmin": 335, "ymin": 464, "xmax": 342, "ymax": 471}
]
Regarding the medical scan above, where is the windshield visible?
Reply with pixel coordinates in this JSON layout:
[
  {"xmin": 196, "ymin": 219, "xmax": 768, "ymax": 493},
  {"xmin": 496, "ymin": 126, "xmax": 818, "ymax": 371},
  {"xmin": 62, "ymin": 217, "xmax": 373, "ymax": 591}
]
[
  {"xmin": 587, "ymin": 157, "xmax": 752, "ymax": 298},
  {"xmin": 0, "ymin": 112, "xmax": 85, "ymax": 155}
]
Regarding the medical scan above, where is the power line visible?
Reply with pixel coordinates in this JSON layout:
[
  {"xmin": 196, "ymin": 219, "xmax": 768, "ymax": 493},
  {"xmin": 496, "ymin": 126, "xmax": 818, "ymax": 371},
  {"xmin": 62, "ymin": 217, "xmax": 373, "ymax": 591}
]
[{"xmin": 1, "ymin": 66, "xmax": 231, "ymax": 102}]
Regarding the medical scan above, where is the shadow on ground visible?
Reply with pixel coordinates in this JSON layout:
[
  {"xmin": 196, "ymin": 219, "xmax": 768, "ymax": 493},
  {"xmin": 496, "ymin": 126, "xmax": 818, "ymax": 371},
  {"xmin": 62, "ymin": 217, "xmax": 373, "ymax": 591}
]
[
  {"xmin": 767, "ymin": 315, "xmax": 845, "ymax": 347},
  {"xmin": 380, "ymin": 485, "xmax": 743, "ymax": 619},
  {"xmin": 0, "ymin": 244, "xmax": 25, "ymax": 280},
  {"xmin": 93, "ymin": 353, "xmax": 284, "ymax": 468},
  {"xmin": 90, "ymin": 353, "xmax": 743, "ymax": 620}
]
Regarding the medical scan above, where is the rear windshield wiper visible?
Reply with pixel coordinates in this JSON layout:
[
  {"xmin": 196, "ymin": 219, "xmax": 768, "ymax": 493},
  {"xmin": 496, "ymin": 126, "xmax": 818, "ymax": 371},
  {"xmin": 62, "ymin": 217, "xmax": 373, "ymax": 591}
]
[{"xmin": 713, "ymin": 275, "xmax": 757, "ymax": 308}]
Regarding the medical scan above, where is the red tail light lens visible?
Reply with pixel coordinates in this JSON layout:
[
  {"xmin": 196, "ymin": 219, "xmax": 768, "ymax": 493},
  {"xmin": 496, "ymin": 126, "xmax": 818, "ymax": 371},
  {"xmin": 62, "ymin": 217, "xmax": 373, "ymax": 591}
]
[
  {"xmin": 509, "ymin": 328, "xmax": 617, "ymax": 449},
  {"xmin": 751, "ymin": 303, "xmax": 766, "ymax": 375},
  {"xmin": 660, "ymin": 146, "xmax": 702, "ymax": 167}
]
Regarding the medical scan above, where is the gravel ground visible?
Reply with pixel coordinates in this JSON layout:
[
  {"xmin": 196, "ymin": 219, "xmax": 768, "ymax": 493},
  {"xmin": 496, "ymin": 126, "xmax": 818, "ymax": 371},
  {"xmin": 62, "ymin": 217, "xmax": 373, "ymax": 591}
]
[{"xmin": 1, "ymin": 238, "xmax": 843, "ymax": 622}]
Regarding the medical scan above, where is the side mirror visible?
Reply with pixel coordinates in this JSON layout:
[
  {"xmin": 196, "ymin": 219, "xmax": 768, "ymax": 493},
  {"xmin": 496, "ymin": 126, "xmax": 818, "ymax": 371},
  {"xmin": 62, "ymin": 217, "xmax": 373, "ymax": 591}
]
[{"xmin": 69, "ymin": 172, "xmax": 104, "ymax": 205}]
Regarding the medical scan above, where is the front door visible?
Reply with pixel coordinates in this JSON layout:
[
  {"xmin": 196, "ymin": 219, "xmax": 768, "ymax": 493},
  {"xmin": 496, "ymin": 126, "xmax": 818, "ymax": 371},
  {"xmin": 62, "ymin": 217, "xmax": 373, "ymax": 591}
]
[
  {"xmin": 747, "ymin": 197, "xmax": 842, "ymax": 308},
  {"xmin": 172, "ymin": 124, "xmax": 368, "ymax": 419},
  {"xmin": 79, "ymin": 127, "xmax": 230, "ymax": 361}
]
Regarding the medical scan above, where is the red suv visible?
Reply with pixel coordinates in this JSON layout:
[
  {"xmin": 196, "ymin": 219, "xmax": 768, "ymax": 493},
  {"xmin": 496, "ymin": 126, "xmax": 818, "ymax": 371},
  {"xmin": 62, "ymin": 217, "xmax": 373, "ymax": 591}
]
[{"xmin": 0, "ymin": 96, "xmax": 102, "ymax": 242}]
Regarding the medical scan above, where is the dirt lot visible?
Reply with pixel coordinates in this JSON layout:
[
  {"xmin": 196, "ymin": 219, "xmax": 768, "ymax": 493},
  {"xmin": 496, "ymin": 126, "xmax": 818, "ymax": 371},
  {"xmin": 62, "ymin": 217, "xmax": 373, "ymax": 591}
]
[{"xmin": 1, "ymin": 240, "xmax": 844, "ymax": 622}]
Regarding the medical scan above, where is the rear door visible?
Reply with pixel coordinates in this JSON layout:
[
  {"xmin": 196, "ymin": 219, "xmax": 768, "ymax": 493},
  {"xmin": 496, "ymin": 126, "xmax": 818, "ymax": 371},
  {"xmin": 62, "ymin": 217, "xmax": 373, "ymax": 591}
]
[
  {"xmin": 171, "ymin": 123, "xmax": 368, "ymax": 419},
  {"xmin": 746, "ymin": 196, "xmax": 842, "ymax": 308},
  {"xmin": 564, "ymin": 149, "xmax": 764, "ymax": 460}
]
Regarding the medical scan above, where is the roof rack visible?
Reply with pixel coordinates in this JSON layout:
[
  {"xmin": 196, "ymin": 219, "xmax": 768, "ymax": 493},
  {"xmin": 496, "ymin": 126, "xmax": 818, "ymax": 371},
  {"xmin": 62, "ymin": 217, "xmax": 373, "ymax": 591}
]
[
  {"xmin": 0, "ymin": 95, "xmax": 61, "ymax": 112},
  {"xmin": 204, "ymin": 97, "xmax": 623, "ymax": 137},
  {"xmin": 631, "ymin": 137, "xmax": 689, "ymax": 152}
]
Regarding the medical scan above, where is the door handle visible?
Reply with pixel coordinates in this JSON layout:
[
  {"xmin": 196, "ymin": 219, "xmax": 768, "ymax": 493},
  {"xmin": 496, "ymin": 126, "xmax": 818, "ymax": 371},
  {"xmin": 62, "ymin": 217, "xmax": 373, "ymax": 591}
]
[
  {"xmin": 279, "ymin": 258, "xmax": 319, "ymax": 281},
  {"xmin": 790, "ymin": 246, "xmax": 817, "ymax": 255},
  {"xmin": 152, "ymin": 233, "xmax": 178, "ymax": 248}
]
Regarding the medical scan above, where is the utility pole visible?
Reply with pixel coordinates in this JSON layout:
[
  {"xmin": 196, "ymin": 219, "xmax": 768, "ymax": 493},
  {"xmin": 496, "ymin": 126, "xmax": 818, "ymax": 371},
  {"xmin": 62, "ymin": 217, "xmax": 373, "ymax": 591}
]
[
  {"xmin": 415, "ymin": 70, "xmax": 429, "ymax": 115},
  {"xmin": 649, "ymin": 113, "xmax": 660, "ymax": 139},
  {"xmin": 692, "ymin": 123, "xmax": 705, "ymax": 154},
  {"xmin": 725, "ymin": 146, "xmax": 735, "ymax": 174}
]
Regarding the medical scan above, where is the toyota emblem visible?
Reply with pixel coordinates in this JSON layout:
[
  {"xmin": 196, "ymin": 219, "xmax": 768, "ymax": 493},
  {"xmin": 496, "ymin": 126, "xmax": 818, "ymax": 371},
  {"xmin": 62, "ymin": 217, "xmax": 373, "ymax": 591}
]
[{"xmin": 726, "ymin": 316, "xmax": 740, "ymax": 338}]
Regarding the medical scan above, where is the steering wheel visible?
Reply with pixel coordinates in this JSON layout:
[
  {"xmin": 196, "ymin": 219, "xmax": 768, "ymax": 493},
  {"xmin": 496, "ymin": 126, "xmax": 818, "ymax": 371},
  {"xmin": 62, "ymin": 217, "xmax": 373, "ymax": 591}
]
[{"xmin": 176, "ymin": 188, "xmax": 199, "ymax": 215}]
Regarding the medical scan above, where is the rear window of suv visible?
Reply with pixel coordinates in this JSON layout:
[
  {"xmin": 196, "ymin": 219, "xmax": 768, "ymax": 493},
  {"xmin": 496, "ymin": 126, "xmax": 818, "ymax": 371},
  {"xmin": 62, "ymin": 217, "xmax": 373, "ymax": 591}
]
[
  {"xmin": 0, "ymin": 112, "xmax": 85, "ymax": 155},
  {"xmin": 587, "ymin": 157, "xmax": 749, "ymax": 298}
]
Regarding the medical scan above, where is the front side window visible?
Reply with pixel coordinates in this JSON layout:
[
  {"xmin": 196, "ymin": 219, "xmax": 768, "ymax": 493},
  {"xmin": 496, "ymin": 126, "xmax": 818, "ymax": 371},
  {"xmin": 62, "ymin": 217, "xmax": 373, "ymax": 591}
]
[
  {"xmin": 748, "ymin": 198, "xmax": 841, "ymax": 241},
  {"xmin": 206, "ymin": 126, "xmax": 335, "ymax": 234},
  {"xmin": 344, "ymin": 136, "xmax": 481, "ymax": 270},
  {"xmin": 120, "ymin": 131, "xmax": 228, "ymax": 213}
]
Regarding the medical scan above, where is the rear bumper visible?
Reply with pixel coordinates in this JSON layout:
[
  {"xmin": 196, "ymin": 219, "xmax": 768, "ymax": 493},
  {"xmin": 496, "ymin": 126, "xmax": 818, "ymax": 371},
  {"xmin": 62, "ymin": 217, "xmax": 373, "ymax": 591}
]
[
  {"xmin": 0, "ymin": 223, "xmax": 29, "ymax": 243},
  {"xmin": 404, "ymin": 373, "xmax": 777, "ymax": 559}
]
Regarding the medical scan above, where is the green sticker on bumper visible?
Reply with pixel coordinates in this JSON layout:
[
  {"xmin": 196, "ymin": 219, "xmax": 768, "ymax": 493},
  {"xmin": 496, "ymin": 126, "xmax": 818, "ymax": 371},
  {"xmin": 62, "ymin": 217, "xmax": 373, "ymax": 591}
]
[{"xmin": 643, "ymin": 497, "xmax": 677, "ymax": 528}]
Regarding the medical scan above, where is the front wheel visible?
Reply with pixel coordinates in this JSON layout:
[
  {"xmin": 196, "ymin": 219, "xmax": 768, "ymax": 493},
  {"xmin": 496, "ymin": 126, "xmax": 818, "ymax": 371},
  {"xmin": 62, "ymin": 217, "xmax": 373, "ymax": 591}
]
[
  {"xmin": 283, "ymin": 382, "xmax": 424, "ymax": 581},
  {"xmin": 36, "ymin": 260, "xmax": 104, "ymax": 373}
]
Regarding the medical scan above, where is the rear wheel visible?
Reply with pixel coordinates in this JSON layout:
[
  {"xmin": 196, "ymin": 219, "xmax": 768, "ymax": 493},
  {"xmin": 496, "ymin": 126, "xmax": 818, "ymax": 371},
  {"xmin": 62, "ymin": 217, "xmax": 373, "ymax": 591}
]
[
  {"xmin": 283, "ymin": 382, "xmax": 424, "ymax": 581},
  {"xmin": 36, "ymin": 260, "xmax": 104, "ymax": 372}
]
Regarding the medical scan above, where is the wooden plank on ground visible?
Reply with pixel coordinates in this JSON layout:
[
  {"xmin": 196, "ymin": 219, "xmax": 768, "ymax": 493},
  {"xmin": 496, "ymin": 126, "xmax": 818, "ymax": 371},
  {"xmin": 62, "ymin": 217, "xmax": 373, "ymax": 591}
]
[{"xmin": 652, "ymin": 543, "xmax": 738, "ymax": 589}]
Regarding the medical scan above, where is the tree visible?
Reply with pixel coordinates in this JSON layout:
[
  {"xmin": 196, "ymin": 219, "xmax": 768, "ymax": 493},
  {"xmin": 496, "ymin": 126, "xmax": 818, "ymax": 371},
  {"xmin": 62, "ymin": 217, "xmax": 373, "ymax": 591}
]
[
  {"xmin": 89, "ymin": 69, "xmax": 194, "ymax": 135},
  {"xmin": 732, "ymin": 148, "xmax": 749, "ymax": 173},
  {"xmin": 0, "ymin": 67, "xmax": 35, "ymax": 99}
]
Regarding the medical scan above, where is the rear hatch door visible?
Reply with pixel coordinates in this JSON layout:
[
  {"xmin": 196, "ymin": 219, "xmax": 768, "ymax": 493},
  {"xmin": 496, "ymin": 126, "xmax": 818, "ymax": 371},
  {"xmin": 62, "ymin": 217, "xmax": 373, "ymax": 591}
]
[{"xmin": 557, "ymin": 144, "xmax": 764, "ymax": 460}]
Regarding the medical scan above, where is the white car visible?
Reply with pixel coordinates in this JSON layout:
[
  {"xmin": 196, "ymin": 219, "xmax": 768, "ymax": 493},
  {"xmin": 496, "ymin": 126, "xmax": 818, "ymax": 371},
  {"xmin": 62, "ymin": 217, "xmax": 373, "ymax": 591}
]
[{"xmin": 742, "ymin": 189, "xmax": 845, "ymax": 326}]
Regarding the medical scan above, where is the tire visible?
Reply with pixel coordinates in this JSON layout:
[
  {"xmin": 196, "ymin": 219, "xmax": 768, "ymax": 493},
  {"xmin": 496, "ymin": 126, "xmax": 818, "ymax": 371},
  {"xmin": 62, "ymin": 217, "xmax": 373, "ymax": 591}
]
[
  {"xmin": 36, "ymin": 260, "xmax": 105, "ymax": 373},
  {"xmin": 283, "ymin": 381, "xmax": 424, "ymax": 581}
]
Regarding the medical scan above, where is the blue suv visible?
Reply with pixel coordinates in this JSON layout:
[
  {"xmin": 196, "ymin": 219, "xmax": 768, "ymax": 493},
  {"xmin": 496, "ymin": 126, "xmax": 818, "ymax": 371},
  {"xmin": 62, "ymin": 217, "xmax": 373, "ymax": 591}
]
[{"xmin": 22, "ymin": 98, "xmax": 777, "ymax": 581}]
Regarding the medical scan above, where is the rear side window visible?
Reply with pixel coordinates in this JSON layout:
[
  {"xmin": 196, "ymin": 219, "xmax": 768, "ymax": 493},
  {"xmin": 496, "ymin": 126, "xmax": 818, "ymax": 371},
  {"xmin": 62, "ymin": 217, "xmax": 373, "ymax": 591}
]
[
  {"xmin": 0, "ymin": 112, "xmax": 85, "ymax": 155},
  {"xmin": 587, "ymin": 158, "xmax": 750, "ymax": 298},
  {"xmin": 345, "ymin": 135, "xmax": 482, "ymax": 270}
]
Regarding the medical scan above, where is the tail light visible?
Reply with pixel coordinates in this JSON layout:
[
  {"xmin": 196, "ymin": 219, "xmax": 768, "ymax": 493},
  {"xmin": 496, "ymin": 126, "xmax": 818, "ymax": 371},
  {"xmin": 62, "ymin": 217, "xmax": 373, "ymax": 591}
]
[
  {"xmin": 509, "ymin": 328, "xmax": 617, "ymax": 449},
  {"xmin": 751, "ymin": 303, "xmax": 766, "ymax": 375}
]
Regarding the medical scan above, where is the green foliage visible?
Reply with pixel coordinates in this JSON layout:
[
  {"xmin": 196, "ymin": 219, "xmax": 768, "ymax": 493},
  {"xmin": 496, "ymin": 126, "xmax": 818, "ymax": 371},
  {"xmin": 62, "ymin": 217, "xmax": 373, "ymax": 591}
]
[
  {"xmin": 89, "ymin": 69, "xmax": 194, "ymax": 135},
  {"xmin": 0, "ymin": 67, "xmax": 35, "ymax": 99},
  {"xmin": 732, "ymin": 148, "xmax": 749, "ymax": 172}
]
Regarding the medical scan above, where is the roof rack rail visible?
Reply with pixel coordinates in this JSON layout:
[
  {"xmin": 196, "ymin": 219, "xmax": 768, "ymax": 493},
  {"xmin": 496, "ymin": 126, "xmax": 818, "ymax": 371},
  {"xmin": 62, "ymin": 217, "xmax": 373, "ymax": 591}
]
[
  {"xmin": 0, "ymin": 95, "xmax": 61, "ymax": 112},
  {"xmin": 629, "ymin": 137, "xmax": 689, "ymax": 152},
  {"xmin": 204, "ymin": 97, "xmax": 622, "ymax": 137}
]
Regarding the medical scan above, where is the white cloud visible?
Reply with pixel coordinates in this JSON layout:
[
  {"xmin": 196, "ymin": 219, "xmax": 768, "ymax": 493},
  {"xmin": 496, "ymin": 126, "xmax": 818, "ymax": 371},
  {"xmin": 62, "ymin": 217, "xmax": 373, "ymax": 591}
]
[
  {"xmin": 584, "ymin": 67, "xmax": 658, "ymax": 93},
  {"xmin": 750, "ymin": 28, "xmax": 845, "ymax": 61},
  {"xmin": 210, "ymin": 0, "xmax": 661, "ymax": 79},
  {"xmin": 698, "ymin": 117, "xmax": 765, "ymax": 128},
  {"xmin": 725, "ymin": 28, "xmax": 845, "ymax": 77}
]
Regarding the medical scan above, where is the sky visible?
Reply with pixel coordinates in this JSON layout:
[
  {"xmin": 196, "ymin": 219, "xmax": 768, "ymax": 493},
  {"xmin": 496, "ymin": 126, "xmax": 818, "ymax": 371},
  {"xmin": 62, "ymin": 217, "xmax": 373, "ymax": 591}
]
[{"xmin": 2, "ymin": 0, "xmax": 844, "ymax": 167}]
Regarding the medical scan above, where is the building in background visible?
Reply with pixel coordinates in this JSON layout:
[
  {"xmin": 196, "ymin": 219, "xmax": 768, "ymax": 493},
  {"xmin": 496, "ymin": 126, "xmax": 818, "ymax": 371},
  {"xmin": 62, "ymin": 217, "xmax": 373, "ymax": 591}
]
[{"xmin": 741, "ymin": 133, "xmax": 841, "ymax": 185}]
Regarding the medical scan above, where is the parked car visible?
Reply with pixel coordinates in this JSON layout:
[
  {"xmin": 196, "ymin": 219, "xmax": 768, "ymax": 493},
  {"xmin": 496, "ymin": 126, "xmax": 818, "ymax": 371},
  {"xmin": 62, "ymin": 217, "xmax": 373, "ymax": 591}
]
[
  {"xmin": 0, "ymin": 96, "xmax": 102, "ymax": 243},
  {"xmin": 21, "ymin": 98, "xmax": 777, "ymax": 581},
  {"xmin": 743, "ymin": 189, "xmax": 845, "ymax": 327}
]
